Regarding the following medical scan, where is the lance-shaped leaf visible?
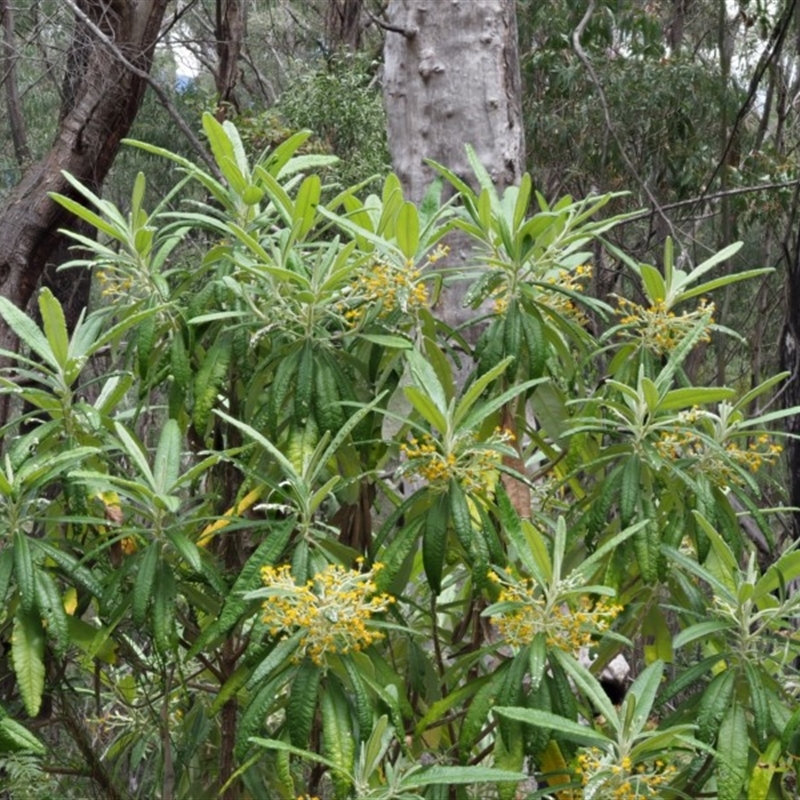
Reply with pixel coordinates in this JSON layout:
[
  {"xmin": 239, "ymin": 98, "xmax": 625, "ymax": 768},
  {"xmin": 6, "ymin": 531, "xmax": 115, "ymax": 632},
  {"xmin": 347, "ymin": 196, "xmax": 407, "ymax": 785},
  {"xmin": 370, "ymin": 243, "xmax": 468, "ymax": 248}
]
[{"xmin": 11, "ymin": 608, "xmax": 46, "ymax": 717}]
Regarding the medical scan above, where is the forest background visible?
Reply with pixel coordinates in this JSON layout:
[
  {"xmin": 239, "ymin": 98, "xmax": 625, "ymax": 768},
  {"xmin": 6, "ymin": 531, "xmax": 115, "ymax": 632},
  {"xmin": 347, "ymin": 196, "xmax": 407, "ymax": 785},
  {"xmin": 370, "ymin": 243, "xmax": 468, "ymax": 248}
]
[{"xmin": 0, "ymin": 1, "xmax": 800, "ymax": 799}]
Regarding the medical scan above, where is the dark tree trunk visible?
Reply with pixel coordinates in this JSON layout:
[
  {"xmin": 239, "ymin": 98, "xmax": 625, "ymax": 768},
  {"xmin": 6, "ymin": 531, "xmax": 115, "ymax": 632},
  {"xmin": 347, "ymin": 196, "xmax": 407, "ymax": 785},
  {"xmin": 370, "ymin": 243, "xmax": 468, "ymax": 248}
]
[
  {"xmin": 0, "ymin": 0, "xmax": 170, "ymax": 355},
  {"xmin": 1, "ymin": 0, "xmax": 30, "ymax": 166},
  {"xmin": 327, "ymin": 0, "xmax": 363, "ymax": 51},
  {"xmin": 781, "ymin": 224, "xmax": 800, "ymax": 541},
  {"xmin": 215, "ymin": 0, "xmax": 245, "ymax": 114}
]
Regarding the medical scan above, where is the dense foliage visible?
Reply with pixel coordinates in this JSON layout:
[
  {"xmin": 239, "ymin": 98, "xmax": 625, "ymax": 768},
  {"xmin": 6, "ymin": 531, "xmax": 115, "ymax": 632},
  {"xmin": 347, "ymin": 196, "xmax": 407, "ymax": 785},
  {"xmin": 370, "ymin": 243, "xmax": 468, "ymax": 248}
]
[{"xmin": 0, "ymin": 114, "xmax": 798, "ymax": 800}]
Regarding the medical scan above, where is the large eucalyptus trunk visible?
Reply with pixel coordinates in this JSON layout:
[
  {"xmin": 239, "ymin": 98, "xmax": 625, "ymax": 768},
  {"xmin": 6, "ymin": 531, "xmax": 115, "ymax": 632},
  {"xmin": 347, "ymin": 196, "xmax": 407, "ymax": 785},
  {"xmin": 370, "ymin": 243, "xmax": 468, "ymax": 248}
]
[
  {"xmin": 382, "ymin": 0, "xmax": 527, "ymax": 517},
  {"xmin": 0, "ymin": 0, "xmax": 170, "ymax": 353},
  {"xmin": 382, "ymin": 0, "xmax": 524, "ymax": 205},
  {"xmin": 781, "ymin": 225, "xmax": 800, "ymax": 542},
  {"xmin": 383, "ymin": 0, "xmax": 523, "ymax": 333}
]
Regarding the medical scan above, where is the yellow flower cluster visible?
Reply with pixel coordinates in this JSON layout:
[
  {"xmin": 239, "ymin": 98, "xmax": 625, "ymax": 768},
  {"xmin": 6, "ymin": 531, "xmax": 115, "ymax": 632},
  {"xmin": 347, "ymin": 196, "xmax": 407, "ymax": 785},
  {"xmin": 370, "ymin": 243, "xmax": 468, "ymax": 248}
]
[
  {"xmin": 576, "ymin": 748, "xmax": 678, "ymax": 798},
  {"xmin": 655, "ymin": 426, "xmax": 782, "ymax": 485},
  {"xmin": 538, "ymin": 263, "xmax": 593, "ymax": 324},
  {"xmin": 398, "ymin": 428, "xmax": 514, "ymax": 494},
  {"xmin": 492, "ymin": 263, "xmax": 592, "ymax": 318},
  {"xmin": 260, "ymin": 562, "xmax": 393, "ymax": 666},
  {"xmin": 342, "ymin": 246, "xmax": 449, "ymax": 326},
  {"xmin": 616, "ymin": 296, "xmax": 714, "ymax": 355},
  {"xmin": 729, "ymin": 434, "xmax": 783, "ymax": 472},
  {"xmin": 96, "ymin": 268, "xmax": 135, "ymax": 299},
  {"xmin": 488, "ymin": 573, "xmax": 622, "ymax": 655}
]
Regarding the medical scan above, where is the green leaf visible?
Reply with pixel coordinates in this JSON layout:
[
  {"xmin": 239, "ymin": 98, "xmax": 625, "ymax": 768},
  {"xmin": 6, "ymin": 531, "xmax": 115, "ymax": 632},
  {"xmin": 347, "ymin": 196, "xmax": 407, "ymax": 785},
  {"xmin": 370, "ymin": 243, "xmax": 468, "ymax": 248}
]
[
  {"xmin": 253, "ymin": 167, "xmax": 295, "ymax": 224},
  {"xmin": 679, "ymin": 268, "xmax": 772, "ymax": 301},
  {"xmin": 263, "ymin": 129, "xmax": 312, "ymax": 176},
  {"xmin": 744, "ymin": 661, "xmax": 770, "ymax": 751},
  {"xmin": 357, "ymin": 333, "xmax": 413, "ymax": 349},
  {"xmin": 38, "ymin": 288, "xmax": 70, "ymax": 370},
  {"xmin": 0, "ymin": 716, "xmax": 46, "ymax": 754},
  {"xmin": 133, "ymin": 543, "xmax": 160, "ymax": 625},
  {"xmin": 676, "ymin": 242, "xmax": 743, "ymax": 288},
  {"xmin": 216, "ymin": 412, "xmax": 299, "ymax": 491},
  {"xmin": 152, "ymin": 561, "xmax": 176, "ymax": 653},
  {"xmin": 294, "ymin": 174, "xmax": 321, "ymax": 238},
  {"xmin": 203, "ymin": 112, "xmax": 248, "ymax": 193},
  {"xmin": 32, "ymin": 540, "xmax": 103, "ymax": 598},
  {"xmin": 406, "ymin": 348, "xmax": 448, "ymax": 417},
  {"xmin": 422, "ymin": 494, "xmax": 449, "ymax": 594},
  {"xmin": 732, "ymin": 371, "xmax": 788, "ymax": 414},
  {"xmin": 415, "ymin": 675, "xmax": 491, "ymax": 739},
  {"xmin": 395, "ymin": 201, "xmax": 420, "ymax": 258},
  {"xmin": 404, "ymin": 386, "xmax": 448, "ymax": 433},
  {"xmin": 639, "ymin": 264, "xmax": 666, "ymax": 303},
  {"xmin": 672, "ymin": 620, "xmax": 730, "ymax": 650},
  {"xmin": 13, "ymin": 530, "xmax": 35, "ymax": 613},
  {"xmin": 192, "ymin": 332, "xmax": 232, "ymax": 434},
  {"xmin": 754, "ymin": 551, "xmax": 800, "ymax": 601},
  {"xmin": 113, "ymin": 422, "xmax": 155, "ymax": 488},
  {"xmin": 235, "ymin": 672, "xmax": 293, "ymax": 760},
  {"xmin": 131, "ymin": 171, "xmax": 146, "ymax": 219},
  {"xmin": 642, "ymin": 606, "xmax": 673, "ymax": 665},
  {"xmin": 640, "ymin": 376, "xmax": 660, "ymax": 413},
  {"xmin": 249, "ymin": 736, "xmax": 340, "ymax": 772},
  {"xmin": 717, "ymin": 701, "xmax": 749, "ymax": 800},
  {"xmin": 153, "ymin": 419, "xmax": 181, "ymax": 494},
  {"xmin": 401, "ymin": 765, "xmax": 528, "ymax": 789},
  {"xmin": 658, "ymin": 386, "xmax": 735, "ymax": 412},
  {"xmin": 189, "ymin": 518, "xmax": 293, "ymax": 658},
  {"xmin": 66, "ymin": 617, "xmax": 117, "ymax": 664},
  {"xmin": 248, "ymin": 631, "xmax": 304, "ymax": 688},
  {"xmin": 50, "ymin": 193, "xmax": 126, "ymax": 242},
  {"xmin": 11, "ymin": 608, "xmax": 46, "ymax": 717},
  {"xmin": 460, "ymin": 377, "xmax": 547, "ymax": 432},
  {"xmin": 625, "ymin": 660, "xmax": 663, "ymax": 734},
  {"xmin": 0, "ymin": 548, "xmax": 13, "ymax": 605},
  {"xmin": 494, "ymin": 707, "xmax": 611, "ymax": 747},
  {"xmin": 528, "ymin": 632, "xmax": 548, "ymax": 692},
  {"xmin": 496, "ymin": 487, "xmax": 546, "ymax": 583},
  {"xmin": 166, "ymin": 530, "xmax": 201, "ymax": 573},
  {"xmin": 552, "ymin": 649, "xmax": 618, "ymax": 731},
  {"xmin": 747, "ymin": 739, "xmax": 782, "ymax": 800},
  {"xmin": 35, "ymin": 569, "xmax": 69, "ymax": 656},
  {"xmin": 454, "ymin": 356, "xmax": 514, "ymax": 428},
  {"xmin": 698, "ymin": 668, "xmax": 736, "ymax": 744},
  {"xmin": 0, "ymin": 296, "xmax": 56, "ymax": 369},
  {"xmin": 321, "ymin": 675, "xmax": 355, "ymax": 795},
  {"xmin": 287, "ymin": 658, "xmax": 321, "ymax": 747}
]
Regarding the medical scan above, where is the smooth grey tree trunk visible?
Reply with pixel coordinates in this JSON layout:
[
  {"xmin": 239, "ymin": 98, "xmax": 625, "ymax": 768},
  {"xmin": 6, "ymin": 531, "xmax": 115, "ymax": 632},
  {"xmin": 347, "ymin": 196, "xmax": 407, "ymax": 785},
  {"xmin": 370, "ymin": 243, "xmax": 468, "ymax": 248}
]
[
  {"xmin": 382, "ymin": 0, "xmax": 524, "ymax": 333},
  {"xmin": 383, "ymin": 0, "xmax": 524, "ymax": 205}
]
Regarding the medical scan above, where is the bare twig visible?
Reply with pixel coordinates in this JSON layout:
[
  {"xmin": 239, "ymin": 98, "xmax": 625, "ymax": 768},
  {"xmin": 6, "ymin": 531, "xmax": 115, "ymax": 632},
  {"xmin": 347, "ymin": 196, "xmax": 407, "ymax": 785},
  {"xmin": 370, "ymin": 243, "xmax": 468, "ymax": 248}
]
[
  {"xmin": 623, "ymin": 178, "xmax": 800, "ymax": 224},
  {"xmin": 159, "ymin": 0, "xmax": 203, "ymax": 40},
  {"xmin": 365, "ymin": 7, "xmax": 416, "ymax": 38},
  {"xmin": 689, "ymin": 0, "xmax": 797, "ymax": 219},
  {"xmin": 572, "ymin": 2, "xmax": 678, "ymax": 243}
]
